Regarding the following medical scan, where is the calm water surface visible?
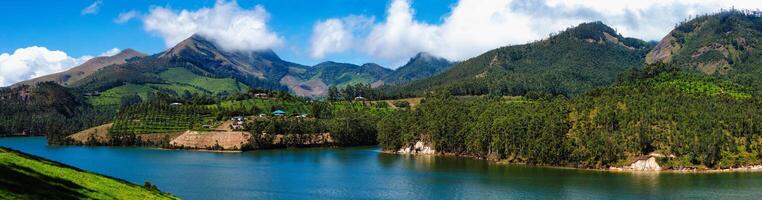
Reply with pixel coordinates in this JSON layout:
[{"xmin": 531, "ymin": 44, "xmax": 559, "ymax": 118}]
[{"xmin": 1, "ymin": 137, "xmax": 761, "ymax": 199}]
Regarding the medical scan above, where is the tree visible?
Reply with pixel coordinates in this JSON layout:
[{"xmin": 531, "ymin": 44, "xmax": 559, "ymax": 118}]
[
  {"xmin": 310, "ymin": 102, "xmax": 331, "ymax": 119},
  {"xmin": 120, "ymin": 95, "xmax": 142, "ymax": 108},
  {"xmin": 328, "ymin": 86, "xmax": 340, "ymax": 101}
]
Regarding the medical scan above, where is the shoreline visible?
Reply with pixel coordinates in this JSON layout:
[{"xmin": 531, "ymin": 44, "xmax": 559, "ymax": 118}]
[
  {"xmin": 383, "ymin": 150, "xmax": 762, "ymax": 174},
  {"xmin": 8, "ymin": 135, "xmax": 762, "ymax": 173}
]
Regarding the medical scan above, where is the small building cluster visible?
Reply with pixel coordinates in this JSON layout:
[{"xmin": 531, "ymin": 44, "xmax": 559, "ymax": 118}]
[
  {"xmin": 254, "ymin": 93, "xmax": 268, "ymax": 99},
  {"xmin": 231, "ymin": 116, "xmax": 245, "ymax": 130}
]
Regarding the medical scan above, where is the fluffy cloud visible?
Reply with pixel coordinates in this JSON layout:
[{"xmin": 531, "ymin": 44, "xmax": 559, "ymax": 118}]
[
  {"xmin": 81, "ymin": 0, "xmax": 102, "ymax": 15},
  {"xmin": 142, "ymin": 0, "xmax": 282, "ymax": 52},
  {"xmin": 0, "ymin": 47, "xmax": 119, "ymax": 87},
  {"xmin": 114, "ymin": 10, "xmax": 140, "ymax": 24},
  {"xmin": 310, "ymin": 0, "xmax": 762, "ymax": 66},
  {"xmin": 310, "ymin": 16, "xmax": 373, "ymax": 58}
]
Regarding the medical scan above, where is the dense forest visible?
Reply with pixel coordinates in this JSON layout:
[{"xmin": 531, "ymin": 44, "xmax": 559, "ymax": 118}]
[
  {"xmin": 377, "ymin": 65, "xmax": 761, "ymax": 169},
  {"xmin": 0, "ymin": 83, "xmax": 113, "ymax": 141}
]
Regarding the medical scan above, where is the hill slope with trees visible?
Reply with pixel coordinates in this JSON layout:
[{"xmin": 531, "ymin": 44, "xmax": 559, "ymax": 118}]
[
  {"xmin": 387, "ymin": 22, "xmax": 653, "ymax": 98},
  {"xmin": 378, "ymin": 65, "xmax": 761, "ymax": 169},
  {"xmin": 647, "ymin": 10, "xmax": 762, "ymax": 95}
]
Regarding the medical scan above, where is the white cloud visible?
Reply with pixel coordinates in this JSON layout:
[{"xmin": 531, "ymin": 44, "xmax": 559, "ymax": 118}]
[
  {"xmin": 142, "ymin": 0, "xmax": 282, "ymax": 52},
  {"xmin": 99, "ymin": 48, "xmax": 121, "ymax": 57},
  {"xmin": 114, "ymin": 10, "xmax": 140, "ymax": 24},
  {"xmin": 310, "ymin": 0, "xmax": 762, "ymax": 66},
  {"xmin": 0, "ymin": 47, "xmax": 90, "ymax": 86},
  {"xmin": 310, "ymin": 16, "xmax": 373, "ymax": 58},
  {"xmin": 0, "ymin": 47, "xmax": 120, "ymax": 87},
  {"xmin": 81, "ymin": 0, "xmax": 102, "ymax": 15}
]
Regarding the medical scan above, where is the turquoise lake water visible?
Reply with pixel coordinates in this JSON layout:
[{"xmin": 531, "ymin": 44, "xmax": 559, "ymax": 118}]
[{"xmin": 1, "ymin": 137, "xmax": 761, "ymax": 199}]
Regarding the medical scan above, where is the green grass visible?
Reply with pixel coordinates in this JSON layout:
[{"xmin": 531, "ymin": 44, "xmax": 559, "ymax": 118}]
[
  {"xmin": 159, "ymin": 67, "xmax": 250, "ymax": 94},
  {"xmin": 88, "ymin": 83, "xmax": 156, "ymax": 107},
  {"xmin": 88, "ymin": 68, "xmax": 251, "ymax": 107},
  {"xmin": 0, "ymin": 147, "xmax": 177, "ymax": 199}
]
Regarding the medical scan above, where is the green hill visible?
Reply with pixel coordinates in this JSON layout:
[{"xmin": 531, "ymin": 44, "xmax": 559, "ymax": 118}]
[
  {"xmin": 0, "ymin": 82, "xmax": 112, "ymax": 139},
  {"xmin": 389, "ymin": 22, "xmax": 652, "ymax": 97},
  {"xmin": 304, "ymin": 62, "xmax": 392, "ymax": 87},
  {"xmin": 646, "ymin": 10, "xmax": 762, "ymax": 95},
  {"xmin": 378, "ymin": 66, "xmax": 762, "ymax": 169},
  {"xmin": 381, "ymin": 52, "xmax": 453, "ymax": 85},
  {"xmin": 0, "ymin": 147, "xmax": 177, "ymax": 199}
]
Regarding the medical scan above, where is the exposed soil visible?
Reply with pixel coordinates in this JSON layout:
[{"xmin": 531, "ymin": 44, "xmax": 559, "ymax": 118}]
[
  {"xmin": 170, "ymin": 131, "xmax": 251, "ymax": 150},
  {"xmin": 67, "ymin": 124, "xmax": 113, "ymax": 144}
]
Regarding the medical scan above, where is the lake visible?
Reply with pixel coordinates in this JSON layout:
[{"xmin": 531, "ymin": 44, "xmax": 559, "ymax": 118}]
[{"xmin": 1, "ymin": 137, "xmax": 761, "ymax": 199}]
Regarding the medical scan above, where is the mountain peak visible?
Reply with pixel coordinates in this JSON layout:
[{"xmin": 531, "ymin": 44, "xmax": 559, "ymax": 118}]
[
  {"xmin": 561, "ymin": 21, "xmax": 620, "ymax": 41},
  {"xmin": 361, "ymin": 63, "xmax": 384, "ymax": 68},
  {"xmin": 159, "ymin": 34, "xmax": 281, "ymax": 62},
  {"xmin": 114, "ymin": 48, "xmax": 146, "ymax": 59},
  {"xmin": 380, "ymin": 52, "xmax": 452, "ymax": 85},
  {"xmin": 411, "ymin": 52, "xmax": 446, "ymax": 63},
  {"xmin": 10, "ymin": 47, "xmax": 148, "ymax": 88}
]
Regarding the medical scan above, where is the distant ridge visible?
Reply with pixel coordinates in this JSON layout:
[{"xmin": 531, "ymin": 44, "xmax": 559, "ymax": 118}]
[{"xmin": 11, "ymin": 49, "xmax": 146, "ymax": 87}]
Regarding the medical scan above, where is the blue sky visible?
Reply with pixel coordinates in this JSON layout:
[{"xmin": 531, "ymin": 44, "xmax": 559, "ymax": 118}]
[
  {"xmin": 1, "ymin": 0, "xmax": 760, "ymax": 86},
  {"xmin": 0, "ymin": 0, "xmax": 456, "ymax": 67}
]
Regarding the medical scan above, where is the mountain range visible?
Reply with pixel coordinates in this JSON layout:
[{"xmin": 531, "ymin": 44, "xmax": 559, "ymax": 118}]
[
  {"xmin": 13, "ymin": 35, "xmax": 454, "ymax": 100},
  {"xmin": 9, "ymin": 10, "xmax": 762, "ymax": 100}
]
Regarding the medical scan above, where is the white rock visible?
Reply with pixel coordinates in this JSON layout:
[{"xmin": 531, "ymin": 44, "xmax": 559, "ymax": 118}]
[
  {"xmin": 397, "ymin": 141, "xmax": 435, "ymax": 155},
  {"xmin": 629, "ymin": 157, "xmax": 661, "ymax": 171}
]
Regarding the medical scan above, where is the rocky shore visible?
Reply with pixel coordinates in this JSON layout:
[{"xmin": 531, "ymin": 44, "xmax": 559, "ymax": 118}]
[{"xmin": 396, "ymin": 141, "xmax": 435, "ymax": 155}]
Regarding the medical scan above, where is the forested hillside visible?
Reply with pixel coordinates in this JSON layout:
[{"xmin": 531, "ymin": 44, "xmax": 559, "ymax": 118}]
[
  {"xmin": 647, "ymin": 10, "xmax": 762, "ymax": 95},
  {"xmin": 378, "ymin": 65, "xmax": 761, "ymax": 169},
  {"xmin": 0, "ymin": 83, "xmax": 112, "ymax": 141},
  {"xmin": 387, "ymin": 22, "xmax": 652, "ymax": 98}
]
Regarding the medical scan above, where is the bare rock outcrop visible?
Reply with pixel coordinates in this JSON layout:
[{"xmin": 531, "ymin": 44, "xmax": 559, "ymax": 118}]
[
  {"xmin": 629, "ymin": 157, "xmax": 662, "ymax": 171},
  {"xmin": 646, "ymin": 36, "xmax": 681, "ymax": 64},
  {"xmin": 397, "ymin": 141, "xmax": 435, "ymax": 155}
]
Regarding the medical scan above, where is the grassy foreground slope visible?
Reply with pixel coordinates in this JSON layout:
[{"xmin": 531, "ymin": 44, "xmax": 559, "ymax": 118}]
[{"xmin": 0, "ymin": 147, "xmax": 177, "ymax": 199}]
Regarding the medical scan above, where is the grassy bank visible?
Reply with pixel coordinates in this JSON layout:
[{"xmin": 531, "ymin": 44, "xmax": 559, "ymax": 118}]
[{"xmin": 0, "ymin": 147, "xmax": 178, "ymax": 199}]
